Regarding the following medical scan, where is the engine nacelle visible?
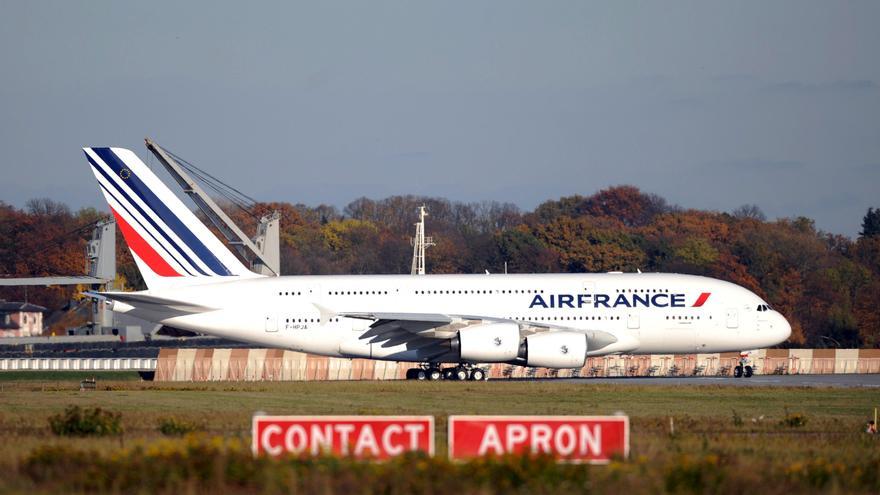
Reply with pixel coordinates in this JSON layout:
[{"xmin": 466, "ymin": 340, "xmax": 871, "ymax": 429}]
[
  {"xmin": 454, "ymin": 323, "xmax": 520, "ymax": 362},
  {"xmin": 525, "ymin": 331, "xmax": 587, "ymax": 368}
]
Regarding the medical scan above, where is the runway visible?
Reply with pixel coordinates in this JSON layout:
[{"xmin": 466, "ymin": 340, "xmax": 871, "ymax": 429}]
[{"xmin": 551, "ymin": 374, "xmax": 880, "ymax": 388}]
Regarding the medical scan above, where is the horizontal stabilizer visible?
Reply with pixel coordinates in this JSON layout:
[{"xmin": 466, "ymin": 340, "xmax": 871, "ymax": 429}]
[{"xmin": 86, "ymin": 291, "xmax": 215, "ymax": 316}]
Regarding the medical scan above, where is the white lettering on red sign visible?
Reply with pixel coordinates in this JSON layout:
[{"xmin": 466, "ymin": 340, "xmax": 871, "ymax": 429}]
[
  {"xmin": 252, "ymin": 416, "xmax": 434, "ymax": 459},
  {"xmin": 449, "ymin": 416, "xmax": 628, "ymax": 463}
]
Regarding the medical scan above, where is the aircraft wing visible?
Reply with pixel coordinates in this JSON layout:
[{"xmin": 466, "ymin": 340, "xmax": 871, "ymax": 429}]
[{"xmin": 337, "ymin": 311, "xmax": 627, "ymax": 355}]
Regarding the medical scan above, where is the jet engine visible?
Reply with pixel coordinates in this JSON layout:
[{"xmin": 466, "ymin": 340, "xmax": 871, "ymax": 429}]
[
  {"xmin": 523, "ymin": 331, "xmax": 587, "ymax": 368},
  {"xmin": 452, "ymin": 323, "xmax": 520, "ymax": 362}
]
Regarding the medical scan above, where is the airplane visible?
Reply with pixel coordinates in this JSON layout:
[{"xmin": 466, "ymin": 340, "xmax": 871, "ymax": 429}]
[{"xmin": 83, "ymin": 147, "xmax": 792, "ymax": 381}]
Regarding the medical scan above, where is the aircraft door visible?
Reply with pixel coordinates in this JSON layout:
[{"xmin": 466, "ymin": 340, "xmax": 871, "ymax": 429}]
[
  {"xmin": 627, "ymin": 313, "xmax": 640, "ymax": 329},
  {"xmin": 308, "ymin": 285, "xmax": 325, "ymax": 323},
  {"xmin": 726, "ymin": 309, "xmax": 739, "ymax": 328},
  {"xmin": 265, "ymin": 314, "xmax": 278, "ymax": 333}
]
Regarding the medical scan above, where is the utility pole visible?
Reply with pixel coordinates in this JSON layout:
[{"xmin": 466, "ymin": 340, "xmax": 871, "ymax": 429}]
[{"xmin": 410, "ymin": 205, "xmax": 435, "ymax": 275}]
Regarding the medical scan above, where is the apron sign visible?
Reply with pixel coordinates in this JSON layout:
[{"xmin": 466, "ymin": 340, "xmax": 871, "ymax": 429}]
[
  {"xmin": 252, "ymin": 415, "xmax": 434, "ymax": 459},
  {"xmin": 448, "ymin": 415, "xmax": 629, "ymax": 463}
]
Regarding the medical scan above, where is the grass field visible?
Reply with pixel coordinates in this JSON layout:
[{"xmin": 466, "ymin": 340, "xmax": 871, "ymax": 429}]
[
  {"xmin": 0, "ymin": 371, "xmax": 142, "ymax": 382},
  {"xmin": 1, "ymin": 376, "xmax": 878, "ymax": 493}
]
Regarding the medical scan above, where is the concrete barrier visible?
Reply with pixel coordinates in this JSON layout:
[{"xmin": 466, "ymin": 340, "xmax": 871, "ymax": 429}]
[
  {"xmin": 3, "ymin": 349, "xmax": 879, "ymax": 381},
  {"xmin": 149, "ymin": 348, "xmax": 880, "ymax": 382}
]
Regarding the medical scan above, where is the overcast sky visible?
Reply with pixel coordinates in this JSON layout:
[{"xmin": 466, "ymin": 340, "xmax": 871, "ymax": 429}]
[{"xmin": 1, "ymin": 1, "xmax": 878, "ymax": 237}]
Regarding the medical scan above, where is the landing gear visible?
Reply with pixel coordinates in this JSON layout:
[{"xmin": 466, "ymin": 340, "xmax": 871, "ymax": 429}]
[
  {"xmin": 733, "ymin": 352, "xmax": 755, "ymax": 379},
  {"xmin": 470, "ymin": 368, "xmax": 486, "ymax": 381},
  {"xmin": 406, "ymin": 367, "xmax": 440, "ymax": 380},
  {"xmin": 732, "ymin": 349, "xmax": 756, "ymax": 380},
  {"xmin": 733, "ymin": 365, "xmax": 754, "ymax": 378},
  {"xmin": 451, "ymin": 364, "xmax": 487, "ymax": 381},
  {"xmin": 406, "ymin": 364, "xmax": 488, "ymax": 381}
]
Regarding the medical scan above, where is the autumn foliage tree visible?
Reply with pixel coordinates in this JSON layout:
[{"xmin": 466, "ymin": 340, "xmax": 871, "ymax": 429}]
[
  {"xmin": 0, "ymin": 199, "xmax": 105, "ymax": 333},
  {"xmin": 2, "ymin": 189, "xmax": 878, "ymax": 347}
]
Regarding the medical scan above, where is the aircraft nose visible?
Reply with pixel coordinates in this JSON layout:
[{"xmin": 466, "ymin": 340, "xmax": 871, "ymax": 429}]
[{"xmin": 773, "ymin": 312, "xmax": 792, "ymax": 344}]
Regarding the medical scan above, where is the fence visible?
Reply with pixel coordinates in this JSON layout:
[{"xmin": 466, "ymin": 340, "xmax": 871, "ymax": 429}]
[{"xmin": 0, "ymin": 357, "xmax": 157, "ymax": 372}]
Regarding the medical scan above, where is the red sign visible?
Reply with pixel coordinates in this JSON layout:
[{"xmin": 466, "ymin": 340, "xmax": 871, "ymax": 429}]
[
  {"xmin": 448, "ymin": 415, "xmax": 629, "ymax": 463},
  {"xmin": 252, "ymin": 415, "xmax": 434, "ymax": 459}
]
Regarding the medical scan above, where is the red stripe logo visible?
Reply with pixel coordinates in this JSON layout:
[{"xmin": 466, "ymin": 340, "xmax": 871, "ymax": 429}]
[
  {"xmin": 692, "ymin": 292, "xmax": 711, "ymax": 307},
  {"xmin": 111, "ymin": 208, "xmax": 181, "ymax": 277}
]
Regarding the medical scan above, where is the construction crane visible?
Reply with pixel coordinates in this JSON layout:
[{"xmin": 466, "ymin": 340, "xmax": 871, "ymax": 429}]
[
  {"xmin": 144, "ymin": 138, "xmax": 280, "ymax": 276},
  {"xmin": 410, "ymin": 205, "xmax": 435, "ymax": 275}
]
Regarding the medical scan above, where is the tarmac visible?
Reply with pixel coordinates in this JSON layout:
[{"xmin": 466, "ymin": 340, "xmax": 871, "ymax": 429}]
[{"xmin": 554, "ymin": 374, "xmax": 880, "ymax": 388}]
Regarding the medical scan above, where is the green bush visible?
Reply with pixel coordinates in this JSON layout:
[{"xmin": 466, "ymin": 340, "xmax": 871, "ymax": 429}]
[
  {"xmin": 157, "ymin": 416, "xmax": 202, "ymax": 436},
  {"xmin": 731, "ymin": 409, "xmax": 743, "ymax": 427},
  {"xmin": 47, "ymin": 406, "xmax": 122, "ymax": 437},
  {"xmin": 780, "ymin": 409, "xmax": 808, "ymax": 428},
  {"xmin": 663, "ymin": 454, "xmax": 726, "ymax": 493}
]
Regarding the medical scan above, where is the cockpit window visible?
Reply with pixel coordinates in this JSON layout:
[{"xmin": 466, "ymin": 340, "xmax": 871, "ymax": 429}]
[{"xmin": 757, "ymin": 304, "xmax": 773, "ymax": 312}]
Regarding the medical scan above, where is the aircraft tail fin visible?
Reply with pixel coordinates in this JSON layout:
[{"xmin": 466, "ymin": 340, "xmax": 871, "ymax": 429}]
[{"xmin": 83, "ymin": 147, "xmax": 261, "ymax": 290}]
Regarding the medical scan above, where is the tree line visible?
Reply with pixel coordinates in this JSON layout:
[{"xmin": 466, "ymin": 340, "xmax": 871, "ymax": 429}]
[{"xmin": 1, "ymin": 187, "xmax": 879, "ymax": 347}]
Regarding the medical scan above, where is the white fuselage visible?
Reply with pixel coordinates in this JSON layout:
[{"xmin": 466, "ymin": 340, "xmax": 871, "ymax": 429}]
[{"xmin": 116, "ymin": 272, "xmax": 791, "ymax": 364}]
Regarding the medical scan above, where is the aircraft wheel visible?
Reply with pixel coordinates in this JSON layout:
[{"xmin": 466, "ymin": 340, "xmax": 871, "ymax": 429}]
[
  {"xmin": 733, "ymin": 365, "xmax": 743, "ymax": 378},
  {"xmin": 442, "ymin": 368, "xmax": 454, "ymax": 380},
  {"xmin": 454, "ymin": 368, "xmax": 469, "ymax": 381},
  {"xmin": 428, "ymin": 368, "xmax": 442, "ymax": 381},
  {"xmin": 743, "ymin": 365, "xmax": 753, "ymax": 378},
  {"xmin": 405, "ymin": 369, "xmax": 416, "ymax": 380},
  {"xmin": 416, "ymin": 369, "xmax": 428, "ymax": 380},
  {"xmin": 470, "ymin": 369, "xmax": 486, "ymax": 381}
]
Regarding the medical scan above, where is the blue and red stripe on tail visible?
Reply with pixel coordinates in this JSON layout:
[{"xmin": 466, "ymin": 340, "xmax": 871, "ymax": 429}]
[{"xmin": 84, "ymin": 147, "xmax": 259, "ymax": 289}]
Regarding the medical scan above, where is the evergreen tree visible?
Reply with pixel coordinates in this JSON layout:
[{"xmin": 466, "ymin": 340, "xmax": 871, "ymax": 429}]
[{"xmin": 861, "ymin": 207, "xmax": 880, "ymax": 238}]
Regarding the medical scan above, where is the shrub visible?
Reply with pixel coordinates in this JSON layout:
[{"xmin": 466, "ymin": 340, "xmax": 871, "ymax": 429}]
[
  {"xmin": 663, "ymin": 454, "xmax": 726, "ymax": 493},
  {"xmin": 19, "ymin": 445, "xmax": 90, "ymax": 484},
  {"xmin": 780, "ymin": 409, "xmax": 808, "ymax": 428},
  {"xmin": 158, "ymin": 417, "xmax": 203, "ymax": 436},
  {"xmin": 48, "ymin": 406, "xmax": 122, "ymax": 436},
  {"xmin": 731, "ymin": 409, "xmax": 743, "ymax": 427},
  {"xmin": 16, "ymin": 436, "xmax": 880, "ymax": 494}
]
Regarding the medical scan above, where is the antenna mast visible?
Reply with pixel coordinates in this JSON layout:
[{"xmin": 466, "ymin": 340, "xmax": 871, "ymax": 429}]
[{"xmin": 410, "ymin": 205, "xmax": 435, "ymax": 275}]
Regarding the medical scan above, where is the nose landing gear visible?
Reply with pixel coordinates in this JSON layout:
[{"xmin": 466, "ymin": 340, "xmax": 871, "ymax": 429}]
[
  {"xmin": 733, "ymin": 365, "xmax": 754, "ymax": 378},
  {"xmin": 733, "ymin": 352, "xmax": 754, "ymax": 378}
]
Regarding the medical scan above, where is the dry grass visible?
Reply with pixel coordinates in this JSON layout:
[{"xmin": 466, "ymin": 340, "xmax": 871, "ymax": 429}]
[{"xmin": 0, "ymin": 378, "xmax": 878, "ymax": 493}]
